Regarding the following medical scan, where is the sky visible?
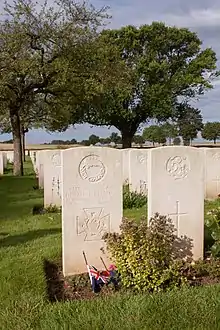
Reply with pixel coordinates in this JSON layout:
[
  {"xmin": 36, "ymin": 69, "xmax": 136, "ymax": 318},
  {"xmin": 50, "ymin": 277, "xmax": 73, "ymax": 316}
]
[{"xmin": 1, "ymin": 0, "xmax": 220, "ymax": 143}]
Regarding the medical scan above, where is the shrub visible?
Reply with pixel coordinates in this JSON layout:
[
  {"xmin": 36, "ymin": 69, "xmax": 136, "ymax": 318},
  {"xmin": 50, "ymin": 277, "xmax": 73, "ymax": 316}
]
[
  {"xmin": 32, "ymin": 204, "xmax": 61, "ymax": 215},
  {"xmin": 103, "ymin": 213, "xmax": 192, "ymax": 292},
  {"xmin": 206, "ymin": 207, "xmax": 220, "ymax": 257},
  {"xmin": 123, "ymin": 184, "xmax": 147, "ymax": 209}
]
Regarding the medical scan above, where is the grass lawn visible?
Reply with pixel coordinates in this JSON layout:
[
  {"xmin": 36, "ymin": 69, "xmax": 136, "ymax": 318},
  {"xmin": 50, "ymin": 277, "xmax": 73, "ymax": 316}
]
[{"xmin": 1, "ymin": 160, "xmax": 220, "ymax": 330}]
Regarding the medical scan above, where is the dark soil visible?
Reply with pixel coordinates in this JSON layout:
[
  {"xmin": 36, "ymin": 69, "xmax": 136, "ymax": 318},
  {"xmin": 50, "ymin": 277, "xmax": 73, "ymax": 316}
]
[
  {"xmin": 44, "ymin": 258, "xmax": 220, "ymax": 303},
  {"xmin": 43, "ymin": 259, "xmax": 118, "ymax": 302}
]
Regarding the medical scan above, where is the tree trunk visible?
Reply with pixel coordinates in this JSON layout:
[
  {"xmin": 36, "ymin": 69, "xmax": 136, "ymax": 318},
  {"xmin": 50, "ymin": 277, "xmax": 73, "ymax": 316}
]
[
  {"xmin": 10, "ymin": 108, "xmax": 23, "ymax": 176},
  {"xmin": 214, "ymin": 138, "xmax": 216, "ymax": 144},
  {"xmin": 121, "ymin": 131, "xmax": 133, "ymax": 148},
  {"xmin": 21, "ymin": 126, "xmax": 26, "ymax": 162}
]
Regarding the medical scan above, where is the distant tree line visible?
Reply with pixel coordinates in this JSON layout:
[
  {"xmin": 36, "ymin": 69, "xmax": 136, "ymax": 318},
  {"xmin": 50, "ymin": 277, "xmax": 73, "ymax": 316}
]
[
  {"xmin": 2, "ymin": 120, "xmax": 220, "ymax": 146},
  {"xmin": 45, "ymin": 120, "xmax": 220, "ymax": 146}
]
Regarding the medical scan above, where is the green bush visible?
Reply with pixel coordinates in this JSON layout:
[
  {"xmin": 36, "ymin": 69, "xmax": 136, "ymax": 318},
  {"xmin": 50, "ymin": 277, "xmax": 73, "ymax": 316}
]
[
  {"xmin": 206, "ymin": 207, "xmax": 220, "ymax": 257},
  {"xmin": 103, "ymin": 213, "xmax": 192, "ymax": 292},
  {"xmin": 123, "ymin": 184, "xmax": 147, "ymax": 209}
]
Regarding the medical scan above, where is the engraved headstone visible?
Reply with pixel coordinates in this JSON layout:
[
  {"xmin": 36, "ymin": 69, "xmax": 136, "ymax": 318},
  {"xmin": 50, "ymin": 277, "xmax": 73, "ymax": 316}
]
[
  {"xmin": 148, "ymin": 146, "xmax": 204, "ymax": 260},
  {"xmin": 44, "ymin": 150, "xmax": 61, "ymax": 207},
  {"xmin": 62, "ymin": 147, "xmax": 122, "ymax": 276},
  {"xmin": 129, "ymin": 149, "xmax": 148, "ymax": 194},
  {"xmin": 203, "ymin": 148, "xmax": 220, "ymax": 199}
]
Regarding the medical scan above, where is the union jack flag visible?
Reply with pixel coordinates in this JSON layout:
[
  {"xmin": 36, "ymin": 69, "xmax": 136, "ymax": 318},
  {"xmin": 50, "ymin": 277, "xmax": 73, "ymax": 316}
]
[{"xmin": 87, "ymin": 265, "xmax": 110, "ymax": 292}]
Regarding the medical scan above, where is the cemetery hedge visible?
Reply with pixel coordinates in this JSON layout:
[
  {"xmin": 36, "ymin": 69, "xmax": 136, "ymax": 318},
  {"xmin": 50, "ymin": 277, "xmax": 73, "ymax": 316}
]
[{"xmin": 1, "ymin": 160, "xmax": 220, "ymax": 329}]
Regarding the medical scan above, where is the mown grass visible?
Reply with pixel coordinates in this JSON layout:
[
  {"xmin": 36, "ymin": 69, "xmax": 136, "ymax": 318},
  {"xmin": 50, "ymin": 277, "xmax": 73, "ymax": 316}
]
[{"xmin": 0, "ymin": 160, "xmax": 220, "ymax": 329}]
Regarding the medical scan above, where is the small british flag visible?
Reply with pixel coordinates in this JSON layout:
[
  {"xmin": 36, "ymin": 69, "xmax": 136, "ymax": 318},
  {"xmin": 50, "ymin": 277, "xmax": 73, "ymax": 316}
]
[{"xmin": 87, "ymin": 265, "xmax": 109, "ymax": 292}]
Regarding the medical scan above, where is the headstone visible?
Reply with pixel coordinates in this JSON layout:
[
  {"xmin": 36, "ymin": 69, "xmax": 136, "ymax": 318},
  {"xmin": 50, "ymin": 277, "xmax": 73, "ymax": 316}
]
[
  {"xmin": 203, "ymin": 148, "xmax": 220, "ymax": 199},
  {"xmin": 30, "ymin": 151, "xmax": 37, "ymax": 173},
  {"xmin": 62, "ymin": 147, "xmax": 122, "ymax": 276},
  {"xmin": 129, "ymin": 149, "xmax": 148, "ymax": 194},
  {"xmin": 148, "ymin": 146, "xmax": 204, "ymax": 260},
  {"xmin": 121, "ymin": 148, "xmax": 130, "ymax": 184},
  {"xmin": 0, "ymin": 153, "xmax": 4, "ymax": 174},
  {"xmin": 36, "ymin": 151, "xmax": 45, "ymax": 188},
  {"xmin": 6, "ymin": 151, "xmax": 13, "ymax": 163},
  {"xmin": 44, "ymin": 150, "xmax": 61, "ymax": 207},
  {"xmin": 2, "ymin": 152, "xmax": 7, "ymax": 168}
]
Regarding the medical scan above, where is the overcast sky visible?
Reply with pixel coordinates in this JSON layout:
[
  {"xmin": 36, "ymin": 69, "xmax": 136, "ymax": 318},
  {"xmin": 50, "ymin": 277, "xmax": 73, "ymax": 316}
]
[{"xmin": 1, "ymin": 0, "xmax": 220, "ymax": 143}]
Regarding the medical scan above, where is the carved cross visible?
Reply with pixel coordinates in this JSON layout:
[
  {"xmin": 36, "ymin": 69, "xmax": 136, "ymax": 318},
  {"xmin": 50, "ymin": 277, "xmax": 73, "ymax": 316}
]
[{"xmin": 168, "ymin": 201, "xmax": 187, "ymax": 236}]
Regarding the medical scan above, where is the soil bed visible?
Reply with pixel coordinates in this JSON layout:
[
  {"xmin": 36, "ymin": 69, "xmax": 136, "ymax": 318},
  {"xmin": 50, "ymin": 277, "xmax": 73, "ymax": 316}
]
[{"xmin": 44, "ymin": 258, "xmax": 220, "ymax": 302}]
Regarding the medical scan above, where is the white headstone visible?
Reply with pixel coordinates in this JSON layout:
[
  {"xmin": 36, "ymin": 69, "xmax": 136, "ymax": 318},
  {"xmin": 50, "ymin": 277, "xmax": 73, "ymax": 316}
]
[
  {"xmin": 62, "ymin": 147, "xmax": 122, "ymax": 276},
  {"xmin": 203, "ymin": 148, "xmax": 220, "ymax": 199},
  {"xmin": 121, "ymin": 148, "xmax": 130, "ymax": 184},
  {"xmin": 129, "ymin": 149, "xmax": 148, "ymax": 194},
  {"xmin": 36, "ymin": 151, "xmax": 47, "ymax": 188},
  {"xmin": 2, "ymin": 152, "xmax": 7, "ymax": 168},
  {"xmin": 0, "ymin": 153, "xmax": 4, "ymax": 174},
  {"xmin": 148, "ymin": 146, "xmax": 204, "ymax": 260},
  {"xmin": 30, "ymin": 151, "xmax": 37, "ymax": 173},
  {"xmin": 44, "ymin": 150, "xmax": 61, "ymax": 207},
  {"xmin": 6, "ymin": 151, "xmax": 13, "ymax": 163}
]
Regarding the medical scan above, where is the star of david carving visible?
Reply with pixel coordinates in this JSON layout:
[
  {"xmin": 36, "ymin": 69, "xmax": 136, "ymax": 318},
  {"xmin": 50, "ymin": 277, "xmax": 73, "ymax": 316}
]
[{"xmin": 76, "ymin": 208, "xmax": 110, "ymax": 241}]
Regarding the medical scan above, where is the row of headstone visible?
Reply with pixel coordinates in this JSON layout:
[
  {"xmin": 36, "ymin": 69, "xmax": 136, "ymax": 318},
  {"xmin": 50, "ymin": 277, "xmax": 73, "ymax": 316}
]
[
  {"xmin": 122, "ymin": 147, "xmax": 220, "ymax": 200},
  {"xmin": 29, "ymin": 146, "xmax": 220, "ymax": 276},
  {"xmin": 60, "ymin": 146, "xmax": 204, "ymax": 275}
]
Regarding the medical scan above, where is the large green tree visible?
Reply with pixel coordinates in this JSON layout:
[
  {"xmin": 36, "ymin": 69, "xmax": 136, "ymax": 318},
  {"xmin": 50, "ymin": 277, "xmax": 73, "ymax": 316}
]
[
  {"xmin": 0, "ymin": 0, "xmax": 110, "ymax": 175},
  {"xmin": 175, "ymin": 105, "xmax": 203, "ymax": 145},
  {"xmin": 143, "ymin": 125, "xmax": 167, "ymax": 145},
  {"xmin": 160, "ymin": 122, "xmax": 178, "ymax": 145},
  {"xmin": 82, "ymin": 23, "xmax": 218, "ymax": 148},
  {"xmin": 202, "ymin": 122, "xmax": 220, "ymax": 144}
]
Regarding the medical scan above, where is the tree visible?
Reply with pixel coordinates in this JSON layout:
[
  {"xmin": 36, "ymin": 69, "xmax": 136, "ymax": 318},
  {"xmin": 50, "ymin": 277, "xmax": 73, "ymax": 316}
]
[
  {"xmin": 173, "ymin": 137, "xmax": 181, "ymax": 145},
  {"xmin": 88, "ymin": 134, "xmax": 100, "ymax": 145},
  {"xmin": 201, "ymin": 122, "xmax": 220, "ymax": 144},
  {"xmin": 0, "ymin": 0, "xmax": 109, "ymax": 175},
  {"xmin": 175, "ymin": 105, "xmax": 203, "ymax": 145},
  {"xmin": 143, "ymin": 125, "xmax": 167, "ymax": 145},
  {"xmin": 160, "ymin": 122, "xmax": 178, "ymax": 145},
  {"xmin": 109, "ymin": 132, "xmax": 122, "ymax": 144},
  {"xmin": 82, "ymin": 23, "xmax": 218, "ymax": 148},
  {"xmin": 132, "ymin": 134, "xmax": 145, "ymax": 145}
]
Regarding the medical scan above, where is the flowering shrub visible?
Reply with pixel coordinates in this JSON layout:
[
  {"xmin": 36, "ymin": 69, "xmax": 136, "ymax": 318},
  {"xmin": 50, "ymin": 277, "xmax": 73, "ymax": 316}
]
[
  {"xmin": 206, "ymin": 207, "xmax": 220, "ymax": 257},
  {"xmin": 103, "ymin": 213, "xmax": 192, "ymax": 292}
]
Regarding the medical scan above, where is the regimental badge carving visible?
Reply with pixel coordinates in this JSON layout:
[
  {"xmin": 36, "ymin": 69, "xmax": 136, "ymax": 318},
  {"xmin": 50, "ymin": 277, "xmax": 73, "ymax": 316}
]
[
  {"xmin": 51, "ymin": 153, "xmax": 61, "ymax": 167},
  {"xmin": 212, "ymin": 153, "xmax": 220, "ymax": 161},
  {"xmin": 79, "ymin": 154, "xmax": 106, "ymax": 182},
  {"xmin": 166, "ymin": 156, "xmax": 190, "ymax": 180},
  {"xmin": 76, "ymin": 208, "xmax": 110, "ymax": 241},
  {"xmin": 137, "ymin": 154, "xmax": 147, "ymax": 164}
]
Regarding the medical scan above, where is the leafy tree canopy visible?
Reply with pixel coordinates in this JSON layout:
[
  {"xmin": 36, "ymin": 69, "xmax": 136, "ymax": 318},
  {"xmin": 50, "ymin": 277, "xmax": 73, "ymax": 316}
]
[
  {"xmin": 81, "ymin": 22, "xmax": 218, "ymax": 148},
  {"xmin": 174, "ymin": 104, "xmax": 203, "ymax": 145},
  {"xmin": 142, "ymin": 125, "xmax": 167, "ymax": 145},
  {"xmin": 201, "ymin": 122, "xmax": 220, "ymax": 144}
]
